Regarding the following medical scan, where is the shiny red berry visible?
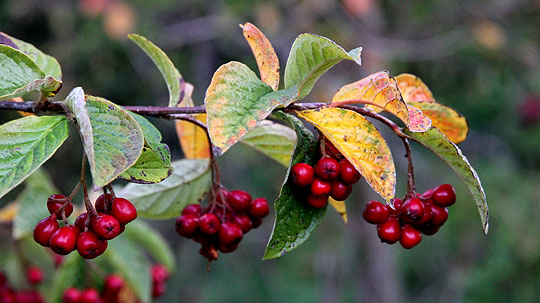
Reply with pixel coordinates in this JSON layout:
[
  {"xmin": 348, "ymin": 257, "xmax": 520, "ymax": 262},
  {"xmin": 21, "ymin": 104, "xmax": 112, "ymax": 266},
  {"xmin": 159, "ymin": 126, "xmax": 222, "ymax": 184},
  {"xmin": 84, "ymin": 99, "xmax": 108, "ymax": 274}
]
[
  {"xmin": 362, "ymin": 201, "xmax": 389, "ymax": 224},
  {"xmin": 387, "ymin": 198, "xmax": 402, "ymax": 217},
  {"xmin": 152, "ymin": 264, "xmax": 169, "ymax": 284},
  {"xmin": 111, "ymin": 198, "xmax": 137, "ymax": 224},
  {"xmin": 400, "ymin": 225, "xmax": 422, "ymax": 249},
  {"xmin": 227, "ymin": 190, "xmax": 252, "ymax": 211},
  {"xmin": 339, "ymin": 159, "xmax": 360, "ymax": 184},
  {"xmin": 232, "ymin": 213, "xmax": 252, "ymax": 233},
  {"xmin": 96, "ymin": 239, "xmax": 108, "ymax": 256},
  {"xmin": 62, "ymin": 287, "xmax": 81, "ymax": 303},
  {"xmin": 432, "ymin": 184, "xmax": 456, "ymax": 207},
  {"xmin": 74, "ymin": 213, "xmax": 89, "ymax": 232},
  {"xmin": 290, "ymin": 163, "xmax": 315, "ymax": 187},
  {"xmin": 175, "ymin": 214, "xmax": 199, "ymax": 238},
  {"xmin": 219, "ymin": 222, "xmax": 243, "ymax": 245},
  {"xmin": 420, "ymin": 188, "xmax": 435, "ymax": 199},
  {"xmin": 306, "ymin": 194, "xmax": 328, "ymax": 208},
  {"xmin": 33, "ymin": 216, "xmax": 59, "ymax": 247},
  {"xmin": 401, "ymin": 198, "xmax": 425, "ymax": 222},
  {"xmin": 94, "ymin": 193, "xmax": 114, "ymax": 213},
  {"xmin": 26, "ymin": 266, "xmax": 43, "ymax": 285},
  {"xmin": 91, "ymin": 215, "xmax": 121, "ymax": 240},
  {"xmin": 199, "ymin": 213, "xmax": 221, "ymax": 235},
  {"xmin": 218, "ymin": 242, "xmax": 238, "ymax": 253},
  {"xmin": 181, "ymin": 204, "xmax": 202, "ymax": 216},
  {"xmin": 420, "ymin": 224, "xmax": 440, "ymax": 236},
  {"xmin": 415, "ymin": 202, "xmax": 433, "ymax": 226},
  {"xmin": 50, "ymin": 226, "xmax": 79, "ymax": 255},
  {"xmin": 77, "ymin": 231, "xmax": 105, "ymax": 259},
  {"xmin": 430, "ymin": 204, "xmax": 449, "ymax": 226},
  {"xmin": 377, "ymin": 219, "xmax": 402, "ymax": 244},
  {"xmin": 315, "ymin": 157, "xmax": 340, "ymax": 180},
  {"xmin": 310, "ymin": 178, "xmax": 331, "ymax": 196},
  {"xmin": 47, "ymin": 194, "xmax": 73, "ymax": 219},
  {"xmin": 330, "ymin": 180, "xmax": 352, "ymax": 201},
  {"xmin": 79, "ymin": 288, "xmax": 100, "ymax": 303},
  {"xmin": 249, "ymin": 198, "xmax": 270, "ymax": 218}
]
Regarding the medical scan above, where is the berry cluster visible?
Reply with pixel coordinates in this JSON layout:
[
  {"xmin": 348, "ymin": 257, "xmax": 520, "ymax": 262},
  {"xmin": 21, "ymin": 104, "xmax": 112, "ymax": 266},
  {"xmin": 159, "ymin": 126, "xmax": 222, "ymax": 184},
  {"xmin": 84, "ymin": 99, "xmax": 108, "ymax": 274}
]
[
  {"xmin": 151, "ymin": 264, "xmax": 170, "ymax": 299},
  {"xmin": 0, "ymin": 268, "xmax": 44, "ymax": 303},
  {"xmin": 363, "ymin": 184, "xmax": 457, "ymax": 249},
  {"xmin": 290, "ymin": 146, "xmax": 361, "ymax": 208},
  {"xmin": 175, "ymin": 188, "xmax": 269, "ymax": 261},
  {"xmin": 33, "ymin": 193, "xmax": 137, "ymax": 259}
]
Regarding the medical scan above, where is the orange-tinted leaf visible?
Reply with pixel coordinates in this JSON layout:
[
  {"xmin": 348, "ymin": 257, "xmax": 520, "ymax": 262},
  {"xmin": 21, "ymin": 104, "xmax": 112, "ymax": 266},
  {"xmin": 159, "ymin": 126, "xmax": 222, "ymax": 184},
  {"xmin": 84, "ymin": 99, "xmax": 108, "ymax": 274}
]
[
  {"xmin": 296, "ymin": 107, "xmax": 396, "ymax": 202},
  {"xmin": 241, "ymin": 22, "xmax": 280, "ymax": 91},
  {"xmin": 407, "ymin": 105, "xmax": 432, "ymax": 132},
  {"xmin": 395, "ymin": 73, "xmax": 435, "ymax": 102},
  {"xmin": 409, "ymin": 102, "xmax": 468, "ymax": 143},
  {"xmin": 329, "ymin": 197, "xmax": 347, "ymax": 224},
  {"xmin": 175, "ymin": 84, "xmax": 210, "ymax": 159},
  {"xmin": 332, "ymin": 71, "xmax": 409, "ymax": 126}
]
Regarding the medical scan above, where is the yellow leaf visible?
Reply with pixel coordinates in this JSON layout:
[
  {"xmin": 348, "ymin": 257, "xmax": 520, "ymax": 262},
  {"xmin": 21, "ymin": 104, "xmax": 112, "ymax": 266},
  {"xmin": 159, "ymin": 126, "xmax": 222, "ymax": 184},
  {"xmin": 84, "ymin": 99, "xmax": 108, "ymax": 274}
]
[
  {"xmin": 395, "ymin": 73, "xmax": 435, "ymax": 102},
  {"xmin": 409, "ymin": 102, "xmax": 468, "ymax": 144},
  {"xmin": 329, "ymin": 197, "xmax": 347, "ymax": 224},
  {"xmin": 175, "ymin": 84, "xmax": 211, "ymax": 159},
  {"xmin": 296, "ymin": 107, "xmax": 396, "ymax": 202},
  {"xmin": 0, "ymin": 202, "xmax": 18, "ymax": 222},
  {"xmin": 332, "ymin": 71, "xmax": 409, "ymax": 126},
  {"xmin": 240, "ymin": 22, "xmax": 280, "ymax": 91}
]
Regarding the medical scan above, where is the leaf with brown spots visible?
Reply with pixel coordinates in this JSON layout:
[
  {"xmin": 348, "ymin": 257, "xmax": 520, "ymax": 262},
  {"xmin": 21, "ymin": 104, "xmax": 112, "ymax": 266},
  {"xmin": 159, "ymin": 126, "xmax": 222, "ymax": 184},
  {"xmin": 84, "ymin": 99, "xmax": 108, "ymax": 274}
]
[
  {"xmin": 409, "ymin": 102, "xmax": 468, "ymax": 144},
  {"xmin": 395, "ymin": 73, "xmax": 435, "ymax": 102},
  {"xmin": 240, "ymin": 22, "xmax": 280, "ymax": 90},
  {"xmin": 329, "ymin": 197, "xmax": 348, "ymax": 224},
  {"xmin": 296, "ymin": 107, "xmax": 396, "ymax": 203}
]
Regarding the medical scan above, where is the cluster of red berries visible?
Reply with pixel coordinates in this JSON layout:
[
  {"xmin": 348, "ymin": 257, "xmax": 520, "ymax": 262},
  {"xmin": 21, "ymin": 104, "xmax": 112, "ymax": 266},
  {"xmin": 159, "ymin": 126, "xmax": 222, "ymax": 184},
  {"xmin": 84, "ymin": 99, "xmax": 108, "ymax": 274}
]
[
  {"xmin": 363, "ymin": 184, "xmax": 457, "ymax": 249},
  {"xmin": 33, "ymin": 193, "xmax": 137, "ymax": 259},
  {"xmin": 62, "ymin": 274, "xmax": 123, "ymax": 303},
  {"xmin": 151, "ymin": 264, "xmax": 170, "ymax": 299},
  {"xmin": 0, "ymin": 267, "xmax": 44, "ymax": 303},
  {"xmin": 175, "ymin": 188, "xmax": 269, "ymax": 261},
  {"xmin": 290, "ymin": 153, "xmax": 361, "ymax": 208}
]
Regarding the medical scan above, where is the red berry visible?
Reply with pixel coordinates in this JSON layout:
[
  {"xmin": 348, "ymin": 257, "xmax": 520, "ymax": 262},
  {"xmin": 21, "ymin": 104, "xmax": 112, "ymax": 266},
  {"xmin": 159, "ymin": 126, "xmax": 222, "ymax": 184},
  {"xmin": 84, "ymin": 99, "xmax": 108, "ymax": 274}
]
[
  {"xmin": 362, "ymin": 201, "xmax": 389, "ymax": 224},
  {"xmin": 152, "ymin": 264, "xmax": 169, "ymax": 284},
  {"xmin": 420, "ymin": 188, "xmax": 434, "ymax": 199},
  {"xmin": 175, "ymin": 214, "xmax": 199, "ymax": 238},
  {"xmin": 430, "ymin": 205, "xmax": 449, "ymax": 226},
  {"xmin": 33, "ymin": 216, "xmax": 59, "ymax": 247},
  {"xmin": 377, "ymin": 219, "xmax": 402, "ymax": 244},
  {"xmin": 96, "ymin": 239, "xmax": 108, "ymax": 256},
  {"xmin": 218, "ymin": 242, "xmax": 238, "ymax": 253},
  {"xmin": 232, "ymin": 213, "xmax": 252, "ymax": 233},
  {"xmin": 306, "ymin": 194, "xmax": 328, "ymax": 208},
  {"xmin": 118, "ymin": 224, "xmax": 126, "ymax": 235},
  {"xmin": 79, "ymin": 288, "xmax": 100, "ymax": 303},
  {"xmin": 74, "ymin": 213, "xmax": 89, "ymax": 232},
  {"xmin": 62, "ymin": 287, "xmax": 81, "ymax": 303},
  {"xmin": 47, "ymin": 194, "xmax": 73, "ymax": 219},
  {"xmin": 199, "ymin": 213, "xmax": 221, "ymax": 235},
  {"xmin": 387, "ymin": 198, "xmax": 402, "ymax": 217},
  {"xmin": 415, "ymin": 202, "xmax": 433, "ymax": 226},
  {"xmin": 94, "ymin": 193, "xmax": 114, "ymax": 213},
  {"xmin": 290, "ymin": 163, "xmax": 315, "ymax": 187},
  {"xmin": 432, "ymin": 184, "xmax": 456, "ymax": 207},
  {"xmin": 111, "ymin": 198, "xmax": 137, "ymax": 224},
  {"xmin": 26, "ymin": 266, "xmax": 43, "ymax": 285},
  {"xmin": 91, "ymin": 215, "xmax": 121, "ymax": 240},
  {"xmin": 251, "ymin": 217, "xmax": 263, "ymax": 229},
  {"xmin": 310, "ymin": 178, "xmax": 331, "ymax": 196},
  {"xmin": 330, "ymin": 180, "xmax": 352, "ymax": 201},
  {"xmin": 152, "ymin": 282, "xmax": 166, "ymax": 298},
  {"xmin": 315, "ymin": 157, "xmax": 340, "ymax": 180},
  {"xmin": 320, "ymin": 140, "xmax": 343, "ymax": 159},
  {"xmin": 76, "ymin": 231, "xmax": 105, "ymax": 259},
  {"xmin": 216, "ymin": 189, "xmax": 229, "ymax": 204},
  {"xmin": 218, "ymin": 222, "xmax": 243, "ymax": 245},
  {"xmin": 104, "ymin": 274, "xmax": 124, "ymax": 294},
  {"xmin": 399, "ymin": 225, "xmax": 422, "ymax": 249},
  {"xmin": 227, "ymin": 190, "xmax": 252, "ymax": 211},
  {"xmin": 420, "ymin": 224, "xmax": 440, "ymax": 236},
  {"xmin": 339, "ymin": 159, "xmax": 361, "ymax": 184},
  {"xmin": 181, "ymin": 204, "xmax": 202, "ymax": 216},
  {"xmin": 50, "ymin": 226, "xmax": 79, "ymax": 255},
  {"xmin": 249, "ymin": 198, "xmax": 270, "ymax": 218},
  {"xmin": 401, "ymin": 198, "xmax": 425, "ymax": 222}
]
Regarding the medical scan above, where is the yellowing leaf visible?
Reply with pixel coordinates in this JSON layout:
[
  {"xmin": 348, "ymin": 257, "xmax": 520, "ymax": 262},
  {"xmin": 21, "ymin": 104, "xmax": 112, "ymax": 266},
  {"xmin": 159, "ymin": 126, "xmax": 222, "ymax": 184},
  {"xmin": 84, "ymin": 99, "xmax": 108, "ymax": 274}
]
[
  {"xmin": 332, "ymin": 71, "xmax": 409, "ymax": 126},
  {"xmin": 0, "ymin": 202, "xmax": 18, "ymax": 222},
  {"xmin": 241, "ymin": 22, "xmax": 280, "ymax": 91},
  {"xmin": 328, "ymin": 197, "xmax": 347, "ymax": 224},
  {"xmin": 395, "ymin": 73, "xmax": 435, "ymax": 103},
  {"xmin": 409, "ymin": 102, "xmax": 468, "ymax": 144},
  {"xmin": 407, "ymin": 105, "xmax": 432, "ymax": 132},
  {"xmin": 175, "ymin": 85, "xmax": 210, "ymax": 159},
  {"xmin": 296, "ymin": 107, "xmax": 395, "ymax": 202}
]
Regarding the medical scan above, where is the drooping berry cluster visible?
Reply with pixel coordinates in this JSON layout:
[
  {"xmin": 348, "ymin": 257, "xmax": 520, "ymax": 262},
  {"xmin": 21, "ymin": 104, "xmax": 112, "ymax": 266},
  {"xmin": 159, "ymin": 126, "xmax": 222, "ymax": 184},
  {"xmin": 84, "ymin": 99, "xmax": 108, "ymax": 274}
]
[
  {"xmin": 363, "ymin": 184, "xmax": 457, "ymax": 249},
  {"xmin": 175, "ymin": 188, "xmax": 269, "ymax": 261},
  {"xmin": 33, "ymin": 193, "xmax": 137, "ymax": 259},
  {"xmin": 290, "ymin": 141, "xmax": 361, "ymax": 208},
  {"xmin": 0, "ymin": 268, "xmax": 44, "ymax": 303}
]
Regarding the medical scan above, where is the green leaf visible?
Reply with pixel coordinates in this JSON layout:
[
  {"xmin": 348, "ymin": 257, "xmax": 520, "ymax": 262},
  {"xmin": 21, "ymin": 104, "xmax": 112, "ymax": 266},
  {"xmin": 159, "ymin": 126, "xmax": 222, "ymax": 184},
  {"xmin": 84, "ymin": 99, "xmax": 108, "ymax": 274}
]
[
  {"xmin": 263, "ymin": 112, "xmax": 326, "ymax": 260},
  {"xmin": 104, "ymin": 236, "xmax": 152, "ymax": 303},
  {"xmin": 63, "ymin": 89, "xmax": 145, "ymax": 188},
  {"xmin": 1, "ymin": 32, "xmax": 62, "ymax": 80},
  {"xmin": 49, "ymin": 254, "xmax": 87, "ymax": 303},
  {"xmin": 405, "ymin": 128, "xmax": 489, "ymax": 235},
  {"xmin": 13, "ymin": 169, "xmax": 57, "ymax": 239},
  {"xmin": 205, "ymin": 62, "xmax": 300, "ymax": 155},
  {"xmin": 0, "ymin": 44, "xmax": 45, "ymax": 97},
  {"xmin": 0, "ymin": 76, "xmax": 62, "ymax": 99},
  {"xmin": 128, "ymin": 34, "xmax": 182, "ymax": 107},
  {"xmin": 124, "ymin": 220, "xmax": 175, "ymax": 272},
  {"xmin": 284, "ymin": 34, "xmax": 362, "ymax": 99},
  {"xmin": 118, "ymin": 159, "xmax": 211, "ymax": 219},
  {"xmin": 0, "ymin": 115, "xmax": 68, "ymax": 199},
  {"xmin": 241, "ymin": 120, "xmax": 296, "ymax": 166}
]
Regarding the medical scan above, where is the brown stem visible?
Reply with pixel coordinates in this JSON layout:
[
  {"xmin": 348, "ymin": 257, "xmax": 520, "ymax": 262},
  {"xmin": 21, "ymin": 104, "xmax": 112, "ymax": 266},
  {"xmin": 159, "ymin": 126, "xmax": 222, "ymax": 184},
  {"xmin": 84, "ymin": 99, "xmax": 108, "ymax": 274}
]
[
  {"xmin": 80, "ymin": 155, "xmax": 97, "ymax": 216},
  {"xmin": 402, "ymin": 138, "xmax": 417, "ymax": 196}
]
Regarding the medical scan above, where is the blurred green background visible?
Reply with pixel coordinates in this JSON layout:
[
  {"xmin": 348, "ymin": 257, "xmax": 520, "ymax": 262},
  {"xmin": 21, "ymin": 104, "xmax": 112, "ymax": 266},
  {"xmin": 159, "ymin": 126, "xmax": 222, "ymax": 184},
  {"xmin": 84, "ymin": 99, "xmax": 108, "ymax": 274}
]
[{"xmin": 1, "ymin": 0, "xmax": 540, "ymax": 302}]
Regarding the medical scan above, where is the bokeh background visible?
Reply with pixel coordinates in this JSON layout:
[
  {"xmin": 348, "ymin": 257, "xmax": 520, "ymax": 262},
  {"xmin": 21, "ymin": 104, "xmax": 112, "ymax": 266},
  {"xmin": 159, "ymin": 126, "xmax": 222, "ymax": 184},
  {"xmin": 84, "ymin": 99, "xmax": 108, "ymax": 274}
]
[{"xmin": 1, "ymin": 0, "xmax": 540, "ymax": 302}]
